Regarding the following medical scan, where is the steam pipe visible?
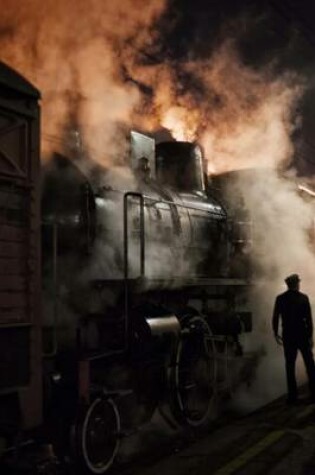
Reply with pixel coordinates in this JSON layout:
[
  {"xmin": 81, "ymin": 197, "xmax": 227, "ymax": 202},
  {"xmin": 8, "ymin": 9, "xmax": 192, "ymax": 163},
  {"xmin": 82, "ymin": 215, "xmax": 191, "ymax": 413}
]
[
  {"xmin": 140, "ymin": 195, "xmax": 145, "ymax": 277},
  {"xmin": 101, "ymin": 186, "xmax": 226, "ymax": 218},
  {"xmin": 123, "ymin": 192, "xmax": 145, "ymax": 351},
  {"xmin": 85, "ymin": 183, "xmax": 91, "ymax": 253}
]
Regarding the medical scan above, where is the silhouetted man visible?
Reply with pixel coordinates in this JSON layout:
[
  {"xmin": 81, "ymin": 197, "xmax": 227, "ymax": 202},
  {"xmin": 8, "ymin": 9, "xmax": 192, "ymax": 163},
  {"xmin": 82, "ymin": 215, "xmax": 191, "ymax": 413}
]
[{"xmin": 272, "ymin": 274, "xmax": 315, "ymax": 404}]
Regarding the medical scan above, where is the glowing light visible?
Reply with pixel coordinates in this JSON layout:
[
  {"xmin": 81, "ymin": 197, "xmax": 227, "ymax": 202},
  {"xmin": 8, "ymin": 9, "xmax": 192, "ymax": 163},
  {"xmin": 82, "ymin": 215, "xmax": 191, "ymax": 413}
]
[{"xmin": 161, "ymin": 106, "xmax": 198, "ymax": 142}]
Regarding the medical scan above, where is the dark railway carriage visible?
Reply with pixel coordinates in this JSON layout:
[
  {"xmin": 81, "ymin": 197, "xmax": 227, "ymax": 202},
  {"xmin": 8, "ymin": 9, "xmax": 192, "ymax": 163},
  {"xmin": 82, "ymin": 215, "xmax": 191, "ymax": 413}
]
[{"xmin": 0, "ymin": 64, "xmax": 41, "ymax": 441}]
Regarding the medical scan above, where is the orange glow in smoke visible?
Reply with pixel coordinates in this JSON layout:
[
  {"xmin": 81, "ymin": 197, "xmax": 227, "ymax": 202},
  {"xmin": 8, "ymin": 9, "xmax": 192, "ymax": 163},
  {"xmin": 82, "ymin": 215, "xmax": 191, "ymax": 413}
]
[
  {"xmin": 0, "ymin": 3, "xmax": 303, "ymax": 175},
  {"xmin": 161, "ymin": 106, "xmax": 199, "ymax": 142}
]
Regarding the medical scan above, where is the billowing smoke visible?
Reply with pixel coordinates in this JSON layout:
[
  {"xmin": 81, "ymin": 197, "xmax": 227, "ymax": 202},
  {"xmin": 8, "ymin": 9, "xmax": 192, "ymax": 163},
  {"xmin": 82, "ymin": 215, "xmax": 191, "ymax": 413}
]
[
  {"xmin": 199, "ymin": 44, "xmax": 302, "ymax": 173},
  {"xmin": 0, "ymin": 0, "xmax": 166, "ymax": 162},
  {"xmin": 127, "ymin": 40, "xmax": 302, "ymax": 171},
  {"xmin": 0, "ymin": 2, "xmax": 303, "ymax": 172}
]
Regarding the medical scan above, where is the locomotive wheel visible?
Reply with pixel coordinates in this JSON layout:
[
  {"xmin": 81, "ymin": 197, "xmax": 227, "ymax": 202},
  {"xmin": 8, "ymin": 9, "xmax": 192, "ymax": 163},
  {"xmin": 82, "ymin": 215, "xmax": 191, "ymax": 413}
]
[
  {"xmin": 171, "ymin": 316, "xmax": 217, "ymax": 427},
  {"xmin": 73, "ymin": 397, "xmax": 121, "ymax": 474}
]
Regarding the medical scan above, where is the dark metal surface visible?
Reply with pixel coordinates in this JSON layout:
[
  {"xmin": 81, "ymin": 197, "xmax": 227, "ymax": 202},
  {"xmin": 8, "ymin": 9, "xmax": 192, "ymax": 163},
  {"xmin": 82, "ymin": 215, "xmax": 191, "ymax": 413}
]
[
  {"xmin": 0, "ymin": 64, "xmax": 41, "ymax": 432},
  {"xmin": 0, "ymin": 61, "xmax": 40, "ymax": 98}
]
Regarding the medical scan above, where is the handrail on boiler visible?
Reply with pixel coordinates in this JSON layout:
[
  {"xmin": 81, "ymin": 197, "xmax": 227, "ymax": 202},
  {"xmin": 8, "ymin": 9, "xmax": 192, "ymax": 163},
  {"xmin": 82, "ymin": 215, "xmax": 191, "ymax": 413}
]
[{"xmin": 123, "ymin": 192, "xmax": 145, "ymax": 351}]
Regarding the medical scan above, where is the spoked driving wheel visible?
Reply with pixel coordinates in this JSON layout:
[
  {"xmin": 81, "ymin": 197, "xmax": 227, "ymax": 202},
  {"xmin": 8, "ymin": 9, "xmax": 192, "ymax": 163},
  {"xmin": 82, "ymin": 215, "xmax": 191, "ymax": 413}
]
[
  {"xmin": 171, "ymin": 316, "xmax": 217, "ymax": 427},
  {"xmin": 73, "ymin": 397, "xmax": 121, "ymax": 474}
]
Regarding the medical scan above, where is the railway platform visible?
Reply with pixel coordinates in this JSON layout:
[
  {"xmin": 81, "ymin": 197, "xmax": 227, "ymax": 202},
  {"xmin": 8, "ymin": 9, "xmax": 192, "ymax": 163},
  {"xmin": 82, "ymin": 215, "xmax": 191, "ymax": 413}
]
[
  {"xmin": 3, "ymin": 387, "xmax": 315, "ymax": 474},
  {"xmin": 119, "ymin": 387, "xmax": 315, "ymax": 475}
]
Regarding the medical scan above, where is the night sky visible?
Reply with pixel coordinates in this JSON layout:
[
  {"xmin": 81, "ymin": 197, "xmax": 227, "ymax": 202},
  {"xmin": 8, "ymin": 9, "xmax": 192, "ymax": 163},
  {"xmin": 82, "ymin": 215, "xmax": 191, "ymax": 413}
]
[{"xmin": 153, "ymin": 0, "xmax": 315, "ymax": 176}]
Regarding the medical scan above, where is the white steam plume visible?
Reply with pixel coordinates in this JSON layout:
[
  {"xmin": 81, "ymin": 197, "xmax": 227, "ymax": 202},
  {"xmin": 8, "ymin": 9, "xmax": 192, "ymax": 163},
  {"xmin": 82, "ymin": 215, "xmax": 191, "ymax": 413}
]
[{"xmin": 224, "ymin": 169, "xmax": 315, "ymax": 410}]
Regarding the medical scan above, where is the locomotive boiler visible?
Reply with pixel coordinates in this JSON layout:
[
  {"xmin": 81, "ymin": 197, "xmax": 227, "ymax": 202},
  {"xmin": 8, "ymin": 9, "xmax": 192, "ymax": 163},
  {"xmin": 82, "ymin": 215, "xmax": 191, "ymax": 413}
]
[
  {"xmin": 0, "ymin": 63, "xmax": 253, "ymax": 475},
  {"xmin": 42, "ymin": 135, "xmax": 229, "ymax": 281}
]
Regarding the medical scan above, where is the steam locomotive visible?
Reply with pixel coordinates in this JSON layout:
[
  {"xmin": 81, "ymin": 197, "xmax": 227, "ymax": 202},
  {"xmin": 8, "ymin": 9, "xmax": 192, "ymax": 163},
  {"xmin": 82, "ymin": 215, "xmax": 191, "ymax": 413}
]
[{"xmin": 0, "ymin": 63, "xmax": 253, "ymax": 474}]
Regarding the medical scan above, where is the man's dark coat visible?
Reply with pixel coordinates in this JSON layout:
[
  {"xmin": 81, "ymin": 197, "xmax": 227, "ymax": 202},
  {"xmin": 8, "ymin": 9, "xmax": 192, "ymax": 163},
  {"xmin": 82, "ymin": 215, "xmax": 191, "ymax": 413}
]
[{"xmin": 272, "ymin": 289, "xmax": 315, "ymax": 402}]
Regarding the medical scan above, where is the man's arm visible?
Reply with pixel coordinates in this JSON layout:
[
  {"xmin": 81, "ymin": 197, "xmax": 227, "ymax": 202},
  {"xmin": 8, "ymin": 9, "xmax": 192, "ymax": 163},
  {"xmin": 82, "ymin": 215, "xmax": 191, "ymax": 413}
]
[
  {"xmin": 272, "ymin": 296, "xmax": 282, "ymax": 344},
  {"xmin": 305, "ymin": 296, "xmax": 313, "ymax": 340}
]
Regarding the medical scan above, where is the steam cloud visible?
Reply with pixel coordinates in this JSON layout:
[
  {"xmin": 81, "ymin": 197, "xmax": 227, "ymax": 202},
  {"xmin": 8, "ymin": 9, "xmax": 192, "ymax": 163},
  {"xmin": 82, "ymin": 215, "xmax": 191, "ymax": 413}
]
[
  {"xmin": 0, "ymin": 2, "xmax": 303, "ymax": 171},
  {"xmin": 0, "ymin": 0, "xmax": 166, "ymax": 162},
  {"xmin": 225, "ymin": 169, "xmax": 315, "ymax": 410}
]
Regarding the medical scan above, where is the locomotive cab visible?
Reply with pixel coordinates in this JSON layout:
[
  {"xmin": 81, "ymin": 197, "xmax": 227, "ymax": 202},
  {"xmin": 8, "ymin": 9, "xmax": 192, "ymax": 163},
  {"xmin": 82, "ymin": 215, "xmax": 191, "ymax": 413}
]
[{"xmin": 156, "ymin": 141, "xmax": 207, "ymax": 194}]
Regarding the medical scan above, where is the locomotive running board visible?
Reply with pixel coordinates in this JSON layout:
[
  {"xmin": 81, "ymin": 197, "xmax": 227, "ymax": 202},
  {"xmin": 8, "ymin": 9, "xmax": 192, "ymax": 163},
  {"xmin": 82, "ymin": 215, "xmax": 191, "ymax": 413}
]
[
  {"xmin": 136, "ymin": 277, "xmax": 252, "ymax": 289},
  {"xmin": 87, "ymin": 277, "xmax": 252, "ymax": 292}
]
